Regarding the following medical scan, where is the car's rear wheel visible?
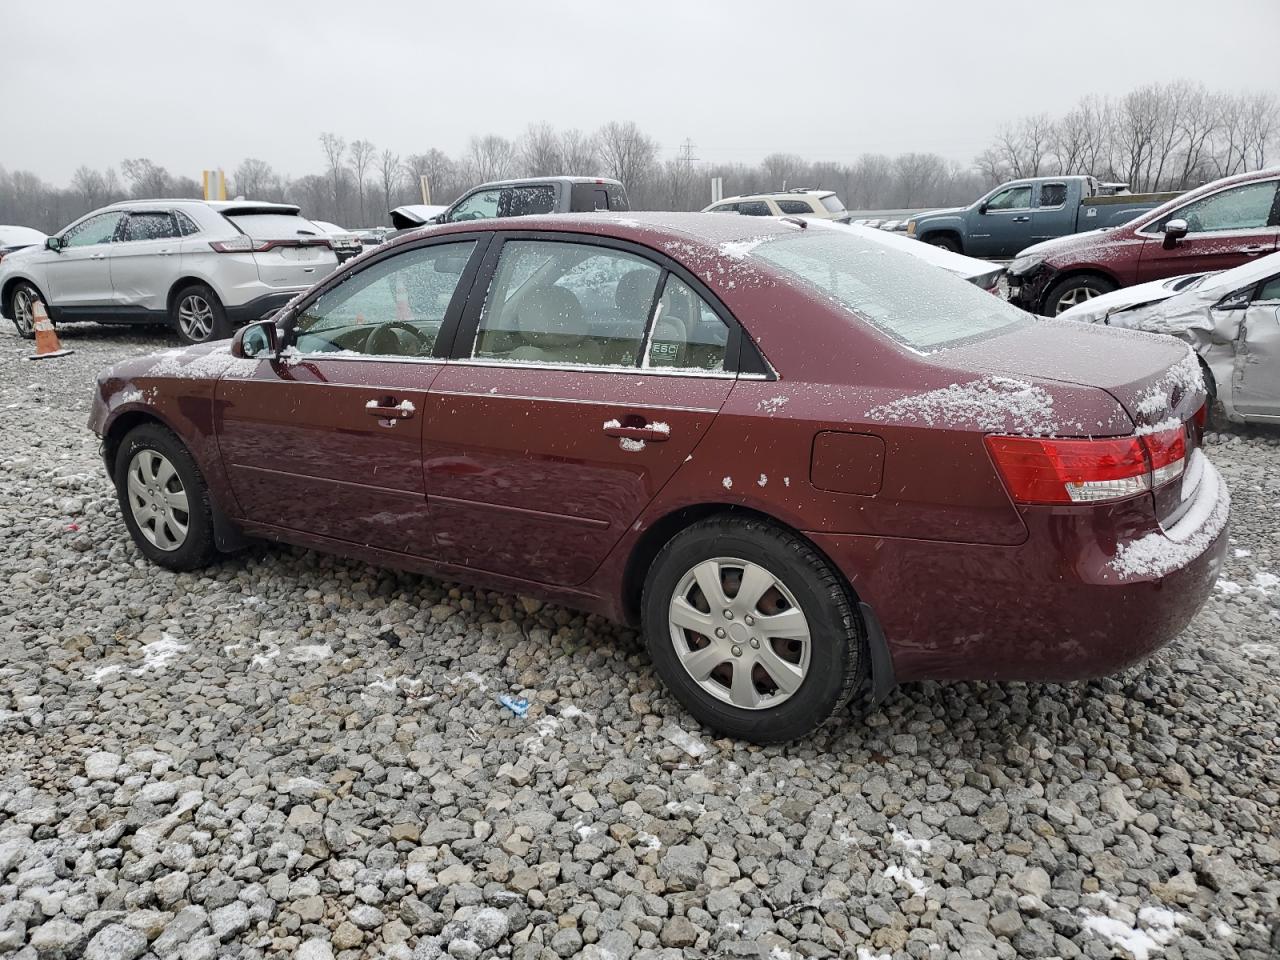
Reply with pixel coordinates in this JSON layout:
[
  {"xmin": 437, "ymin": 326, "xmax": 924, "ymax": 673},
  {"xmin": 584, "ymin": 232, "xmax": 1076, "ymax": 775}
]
[
  {"xmin": 114, "ymin": 423, "xmax": 217, "ymax": 570},
  {"xmin": 172, "ymin": 284, "xmax": 231, "ymax": 344},
  {"xmin": 924, "ymin": 234, "xmax": 961, "ymax": 253},
  {"xmin": 1043, "ymin": 274, "xmax": 1116, "ymax": 317},
  {"xmin": 642, "ymin": 516, "xmax": 865, "ymax": 743},
  {"xmin": 9, "ymin": 281, "xmax": 45, "ymax": 340}
]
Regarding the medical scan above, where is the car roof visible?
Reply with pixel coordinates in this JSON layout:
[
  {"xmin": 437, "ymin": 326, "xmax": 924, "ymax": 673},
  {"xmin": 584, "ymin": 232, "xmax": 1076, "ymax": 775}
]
[
  {"xmin": 716, "ymin": 191, "xmax": 836, "ymax": 203},
  {"xmin": 104, "ymin": 199, "xmax": 302, "ymax": 215},
  {"xmin": 472, "ymin": 176, "xmax": 624, "ymax": 190}
]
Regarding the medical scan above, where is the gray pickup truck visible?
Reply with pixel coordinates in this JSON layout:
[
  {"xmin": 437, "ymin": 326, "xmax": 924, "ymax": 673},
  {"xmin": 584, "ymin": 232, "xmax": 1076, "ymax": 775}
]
[{"xmin": 907, "ymin": 176, "xmax": 1179, "ymax": 258}]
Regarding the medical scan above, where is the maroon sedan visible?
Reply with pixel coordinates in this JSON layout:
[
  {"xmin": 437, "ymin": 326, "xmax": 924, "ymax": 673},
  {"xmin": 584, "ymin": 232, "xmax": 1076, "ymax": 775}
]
[
  {"xmin": 1009, "ymin": 166, "xmax": 1280, "ymax": 315},
  {"xmin": 89, "ymin": 213, "xmax": 1229, "ymax": 742}
]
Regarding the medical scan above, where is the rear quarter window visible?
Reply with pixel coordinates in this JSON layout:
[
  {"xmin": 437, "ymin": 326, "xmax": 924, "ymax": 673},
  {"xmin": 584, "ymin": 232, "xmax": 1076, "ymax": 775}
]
[{"xmin": 752, "ymin": 229, "xmax": 1029, "ymax": 351}]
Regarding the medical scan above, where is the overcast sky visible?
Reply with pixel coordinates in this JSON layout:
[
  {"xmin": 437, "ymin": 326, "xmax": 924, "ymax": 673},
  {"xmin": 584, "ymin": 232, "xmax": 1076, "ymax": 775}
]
[{"xmin": 3, "ymin": 0, "xmax": 1278, "ymax": 185}]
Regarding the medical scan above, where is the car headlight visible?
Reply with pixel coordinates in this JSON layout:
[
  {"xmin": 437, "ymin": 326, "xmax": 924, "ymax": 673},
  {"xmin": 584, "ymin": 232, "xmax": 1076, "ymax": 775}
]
[
  {"xmin": 905, "ymin": 219, "xmax": 916, "ymax": 236},
  {"xmin": 1007, "ymin": 253, "xmax": 1045, "ymax": 277}
]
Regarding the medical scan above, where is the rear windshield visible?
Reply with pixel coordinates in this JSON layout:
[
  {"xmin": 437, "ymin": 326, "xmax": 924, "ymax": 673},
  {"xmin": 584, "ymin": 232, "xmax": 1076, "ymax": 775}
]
[
  {"xmin": 223, "ymin": 212, "xmax": 322, "ymax": 240},
  {"xmin": 819, "ymin": 194, "xmax": 846, "ymax": 213},
  {"xmin": 751, "ymin": 228, "xmax": 1029, "ymax": 351}
]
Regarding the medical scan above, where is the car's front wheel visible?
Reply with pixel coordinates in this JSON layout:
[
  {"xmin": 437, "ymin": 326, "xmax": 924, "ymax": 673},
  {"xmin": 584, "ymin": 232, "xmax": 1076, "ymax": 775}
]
[
  {"xmin": 9, "ymin": 281, "xmax": 45, "ymax": 340},
  {"xmin": 114, "ymin": 423, "xmax": 217, "ymax": 570},
  {"xmin": 1043, "ymin": 274, "xmax": 1116, "ymax": 317},
  {"xmin": 924, "ymin": 234, "xmax": 961, "ymax": 253},
  {"xmin": 171, "ymin": 284, "xmax": 231, "ymax": 344},
  {"xmin": 642, "ymin": 516, "xmax": 866, "ymax": 743}
]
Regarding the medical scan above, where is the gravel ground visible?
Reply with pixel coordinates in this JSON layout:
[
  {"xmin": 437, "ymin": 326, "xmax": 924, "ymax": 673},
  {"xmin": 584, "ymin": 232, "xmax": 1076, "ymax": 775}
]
[{"xmin": 1, "ymin": 323, "xmax": 1277, "ymax": 960}]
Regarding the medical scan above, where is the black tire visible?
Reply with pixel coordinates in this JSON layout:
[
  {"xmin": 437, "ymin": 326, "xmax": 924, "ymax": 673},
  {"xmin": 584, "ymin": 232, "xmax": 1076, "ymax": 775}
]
[
  {"xmin": 113, "ymin": 423, "xmax": 217, "ymax": 570},
  {"xmin": 171, "ymin": 283, "xmax": 231, "ymax": 345},
  {"xmin": 8, "ymin": 281, "xmax": 45, "ymax": 340},
  {"xmin": 642, "ymin": 515, "xmax": 866, "ymax": 743},
  {"xmin": 1042, "ymin": 274, "xmax": 1116, "ymax": 317},
  {"xmin": 924, "ymin": 234, "xmax": 961, "ymax": 253}
]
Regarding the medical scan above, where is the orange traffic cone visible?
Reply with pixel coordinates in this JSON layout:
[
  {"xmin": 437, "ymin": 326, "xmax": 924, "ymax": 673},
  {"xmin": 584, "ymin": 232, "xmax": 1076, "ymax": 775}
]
[{"xmin": 27, "ymin": 301, "xmax": 72, "ymax": 360}]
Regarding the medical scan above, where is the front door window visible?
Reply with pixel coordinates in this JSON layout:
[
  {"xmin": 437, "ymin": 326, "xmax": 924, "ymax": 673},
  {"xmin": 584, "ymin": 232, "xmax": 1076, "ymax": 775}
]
[
  {"xmin": 985, "ymin": 185, "xmax": 1032, "ymax": 211},
  {"xmin": 62, "ymin": 212, "xmax": 125, "ymax": 247},
  {"xmin": 447, "ymin": 189, "xmax": 501, "ymax": 222},
  {"xmin": 1153, "ymin": 181, "xmax": 1278, "ymax": 234}
]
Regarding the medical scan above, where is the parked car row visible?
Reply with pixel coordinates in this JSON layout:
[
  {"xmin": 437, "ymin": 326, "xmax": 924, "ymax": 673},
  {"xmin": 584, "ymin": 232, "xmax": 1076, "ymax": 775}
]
[{"xmin": 89, "ymin": 212, "xmax": 1226, "ymax": 742}]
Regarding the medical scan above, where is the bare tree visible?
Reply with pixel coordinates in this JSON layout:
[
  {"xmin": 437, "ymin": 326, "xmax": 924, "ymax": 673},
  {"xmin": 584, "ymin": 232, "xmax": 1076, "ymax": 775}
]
[
  {"xmin": 71, "ymin": 166, "xmax": 106, "ymax": 209},
  {"xmin": 1175, "ymin": 86, "xmax": 1220, "ymax": 187},
  {"xmin": 465, "ymin": 135, "xmax": 516, "ymax": 184},
  {"xmin": 520, "ymin": 123, "xmax": 561, "ymax": 177},
  {"xmin": 404, "ymin": 149, "xmax": 457, "ymax": 203},
  {"xmin": 892, "ymin": 153, "xmax": 944, "ymax": 207},
  {"xmin": 1243, "ymin": 91, "xmax": 1279, "ymax": 171},
  {"xmin": 848, "ymin": 153, "xmax": 893, "ymax": 208},
  {"xmin": 349, "ymin": 139, "xmax": 376, "ymax": 225},
  {"xmin": 761, "ymin": 153, "xmax": 807, "ymax": 190},
  {"xmin": 233, "ymin": 158, "xmax": 275, "ymax": 199},
  {"xmin": 319, "ymin": 132, "xmax": 347, "ymax": 220},
  {"xmin": 595, "ymin": 121, "xmax": 658, "ymax": 193},
  {"xmin": 377, "ymin": 149, "xmax": 400, "ymax": 222},
  {"xmin": 121, "ymin": 158, "xmax": 172, "ymax": 198},
  {"xmin": 558, "ymin": 129, "xmax": 597, "ymax": 173}
]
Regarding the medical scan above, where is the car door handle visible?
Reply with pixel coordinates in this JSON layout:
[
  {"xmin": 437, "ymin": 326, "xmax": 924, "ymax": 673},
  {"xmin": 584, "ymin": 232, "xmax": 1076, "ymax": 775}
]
[
  {"xmin": 90, "ymin": 252, "xmax": 107, "ymax": 259},
  {"xmin": 365, "ymin": 399, "xmax": 415, "ymax": 419},
  {"xmin": 158, "ymin": 249, "xmax": 173, "ymax": 256},
  {"xmin": 604, "ymin": 423, "xmax": 670, "ymax": 442},
  {"xmin": 1241, "ymin": 244, "xmax": 1269, "ymax": 255},
  {"xmin": 1011, "ymin": 216, "xmax": 1031, "ymax": 222}
]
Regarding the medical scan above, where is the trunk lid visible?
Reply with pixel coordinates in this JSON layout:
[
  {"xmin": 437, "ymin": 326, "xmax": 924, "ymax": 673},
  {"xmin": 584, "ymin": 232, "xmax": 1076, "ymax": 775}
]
[{"xmin": 944, "ymin": 318, "xmax": 1207, "ymax": 525}]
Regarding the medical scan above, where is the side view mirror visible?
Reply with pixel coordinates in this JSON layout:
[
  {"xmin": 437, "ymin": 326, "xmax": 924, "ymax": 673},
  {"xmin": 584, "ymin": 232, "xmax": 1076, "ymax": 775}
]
[
  {"xmin": 1162, "ymin": 218, "xmax": 1189, "ymax": 249},
  {"xmin": 45, "ymin": 236, "xmax": 62, "ymax": 252},
  {"xmin": 232, "ymin": 320, "xmax": 280, "ymax": 359},
  {"xmin": 977, "ymin": 202, "xmax": 989, "ymax": 215}
]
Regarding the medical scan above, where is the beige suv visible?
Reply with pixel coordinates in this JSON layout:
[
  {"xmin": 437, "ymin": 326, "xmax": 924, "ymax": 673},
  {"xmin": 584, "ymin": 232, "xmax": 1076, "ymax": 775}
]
[{"xmin": 703, "ymin": 189, "xmax": 850, "ymax": 220}]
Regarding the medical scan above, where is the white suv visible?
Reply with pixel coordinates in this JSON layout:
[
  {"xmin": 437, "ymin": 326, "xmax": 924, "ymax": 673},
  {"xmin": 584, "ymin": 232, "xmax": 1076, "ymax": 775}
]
[
  {"xmin": 703, "ymin": 189, "xmax": 851, "ymax": 221},
  {"xmin": 0, "ymin": 200, "xmax": 339, "ymax": 344}
]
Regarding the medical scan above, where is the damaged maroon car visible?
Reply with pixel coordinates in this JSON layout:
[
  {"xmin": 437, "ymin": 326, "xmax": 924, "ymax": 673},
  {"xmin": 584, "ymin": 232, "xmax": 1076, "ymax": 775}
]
[{"xmin": 89, "ymin": 213, "xmax": 1229, "ymax": 742}]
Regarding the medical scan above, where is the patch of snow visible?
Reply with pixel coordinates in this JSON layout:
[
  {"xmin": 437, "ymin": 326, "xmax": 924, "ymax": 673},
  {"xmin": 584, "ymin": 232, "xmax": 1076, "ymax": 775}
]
[
  {"xmin": 635, "ymin": 830, "xmax": 661, "ymax": 851},
  {"xmin": 757, "ymin": 474, "xmax": 768, "ymax": 487},
  {"xmin": 722, "ymin": 476, "xmax": 733, "ymax": 490},
  {"xmin": 149, "ymin": 343, "xmax": 261, "ymax": 379},
  {"xmin": 649, "ymin": 420, "xmax": 671, "ymax": 434},
  {"xmin": 1216, "ymin": 579, "xmax": 1243, "ymax": 595},
  {"xmin": 289, "ymin": 644, "xmax": 333, "ymax": 662},
  {"xmin": 619, "ymin": 438, "xmax": 645, "ymax": 452},
  {"xmin": 866, "ymin": 376, "xmax": 1057, "ymax": 435},
  {"xmin": 660, "ymin": 724, "xmax": 708, "ymax": 758},
  {"xmin": 783, "ymin": 477, "xmax": 791, "ymax": 487},
  {"xmin": 758, "ymin": 395, "xmax": 789, "ymax": 413},
  {"xmin": 883, "ymin": 862, "xmax": 927, "ymax": 895},
  {"xmin": 720, "ymin": 237, "xmax": 771, "ymax": 260},
  {"xmin": 1134, "ymin": 346, "xmax": 1204, "ymax": 419},
  {"xmin": 91, "ymin": 664, "xmax": 123, "ymax": 683},
  {"xmin": 857, "ymin": 949, "xmax": 891, "ymax": 960},
  {"xmin": 135, "ymin": 635, "xmax": 187, "ymax": 674},
  {"xmin": 1079, "ymin": 904, "xmax": 1186, "ymax": 960},
  {"xmin": 1252, "ymin": 572, "xmax": 1279, "ymax": 591},
  {"xmin": 1233, "ymin": 547, "xmax": 1252, "ymax": 558},
  {"xmin": 1110, "ymin": 452, "xmax": 1229, "ymax": 580},
  {"xmin": 768, "ymin": 948, "xmax": 792, "ymax": 960},
  {"xmin": 602, "ymin": 418, "xmax": 622, "ymax": 429},
  {"xmin": 1135, "ymin": 416, "xmax": 1182, "ymax": 437},
  {"xmin": 116, "ymin": 389, "xmax": 144, "ymax": 405},
  {"xmin": 890, "ymin": 824, "xmax": 932, "ymax": 855}
]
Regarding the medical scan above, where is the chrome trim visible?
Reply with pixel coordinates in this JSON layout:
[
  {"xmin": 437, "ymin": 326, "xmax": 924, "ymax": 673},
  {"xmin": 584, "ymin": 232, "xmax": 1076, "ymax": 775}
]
[
  {"xmin": 428, "ymin": 390, "xmax": 719, "ymax": 413},
  {"xmin": 453, "ymin": 357, "xmax": 739, "ymax": 379}
]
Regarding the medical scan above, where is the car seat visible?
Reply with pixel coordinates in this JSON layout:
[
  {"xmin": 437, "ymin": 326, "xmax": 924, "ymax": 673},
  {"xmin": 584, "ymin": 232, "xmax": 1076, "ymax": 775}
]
[{"xmin": 510, "ymin": 285, "xmax": 603, "ymax": 366}]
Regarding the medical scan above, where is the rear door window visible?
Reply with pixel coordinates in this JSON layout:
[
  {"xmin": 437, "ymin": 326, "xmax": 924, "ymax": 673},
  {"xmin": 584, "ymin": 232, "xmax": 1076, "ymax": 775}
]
[
  {"xmin": 1038, "ymin": 183, "xmax": 1068, "ymax": 207},
  {"xmin": 473, "ymin": 239, "xmax": 662, "ymax": 367},
  {"xmin": 776, "ymin": 199, "xmax": 815, "ymax": 215},
  {"xmin": 737, "ymin": 201, "xmax": 772, "ymax": 216},
  {"xmin": 122, "ymin": 212, "xmax": 180, "ymax": 241},
  {"xmin": 647, "ymin": 276, "xmax": 729, "ymax": 372},
  {"xmin": 501, "ymin": 185, "xmax": 556, "ymax": 217}
]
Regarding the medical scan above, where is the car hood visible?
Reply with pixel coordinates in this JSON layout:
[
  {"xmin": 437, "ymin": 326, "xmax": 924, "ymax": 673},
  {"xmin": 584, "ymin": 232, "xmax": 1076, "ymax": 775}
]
[
  {"xmin": 913, "ymin": 206, "xmax": 967, "ymax": 221},
  {"xmin": 1017, "ymin": 228, "xmax": 1112, "ymax": 260},
  {"xmin": 0, "ymin": 243, "xmax": 42, "ymax": 266}
]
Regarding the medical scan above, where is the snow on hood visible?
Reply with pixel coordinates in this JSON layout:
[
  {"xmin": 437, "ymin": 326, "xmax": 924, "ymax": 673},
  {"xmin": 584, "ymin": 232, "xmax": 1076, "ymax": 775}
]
[{"xmin": 0, "ymin": 225, "xmax": 47, "ymax": 248}]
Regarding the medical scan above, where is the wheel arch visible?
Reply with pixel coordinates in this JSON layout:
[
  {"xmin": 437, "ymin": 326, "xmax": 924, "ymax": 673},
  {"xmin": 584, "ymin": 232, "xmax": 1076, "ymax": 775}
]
[
  {"xmin": 1, "ymin": 275, "xmax": 45, "ymax": 320},
  {"xmin": 166, "ymin": 277, "xmax": 219, "ymax": 316},
  {"xmin": 620, "ymin": 501, "xmax": 895, "ymax": 704},
  {"xmin": 917, "ymin": 228, "xmax": 963, "ymax": 252}
]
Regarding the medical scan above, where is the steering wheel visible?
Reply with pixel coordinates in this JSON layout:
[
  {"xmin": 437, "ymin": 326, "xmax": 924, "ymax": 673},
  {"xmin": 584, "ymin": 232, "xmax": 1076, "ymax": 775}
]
[{"xmin": 364, "ymin": 320, "xmax": 429, "ymax": 356}]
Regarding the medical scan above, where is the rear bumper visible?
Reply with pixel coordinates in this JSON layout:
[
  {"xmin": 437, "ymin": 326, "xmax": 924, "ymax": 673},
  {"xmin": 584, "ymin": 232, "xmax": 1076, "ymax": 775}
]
[
  {"xmin": 224, "ymin": 291, "xmax": 302, "ymax": 325},
  {"xmin": 810, "ymin": 466, "xmax": 1229, "ymax": 683}
]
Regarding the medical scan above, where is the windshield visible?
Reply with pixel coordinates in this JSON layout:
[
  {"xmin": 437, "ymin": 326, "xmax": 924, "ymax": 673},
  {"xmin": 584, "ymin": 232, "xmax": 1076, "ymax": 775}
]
[{"xmin": 752, "ymin": 229, "xmax": 1029, "ymax": 350}]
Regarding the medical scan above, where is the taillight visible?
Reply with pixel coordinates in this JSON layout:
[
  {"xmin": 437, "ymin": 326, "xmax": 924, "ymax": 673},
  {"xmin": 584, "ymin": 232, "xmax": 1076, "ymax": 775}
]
[
  {"xmin": 986, "ymin": 426, "xmax": 1187, "ymax": 505},
  {"xmin": 209, "ymin": 238, "xmax": 333, "ymax": 253}
]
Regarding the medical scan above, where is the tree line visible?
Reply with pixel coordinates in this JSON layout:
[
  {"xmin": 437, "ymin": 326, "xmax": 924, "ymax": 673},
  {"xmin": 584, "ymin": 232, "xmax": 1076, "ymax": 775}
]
[{"xmin": 1, "ymin": 82, "xmax": 1275, "ymax": 234}]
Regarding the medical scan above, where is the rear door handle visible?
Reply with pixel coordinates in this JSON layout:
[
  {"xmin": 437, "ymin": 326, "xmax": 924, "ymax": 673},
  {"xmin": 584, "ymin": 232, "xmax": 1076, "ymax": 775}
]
[
  {"xmin": 90, "ymin": 252, "xmax": 107, "ymax": 260},
  {"xmin": 366, "ymin": 399, "xmax": 415, "ymax": 420},
  {"xmin": 1011, "ymin": 216, "xmax": 1031, "ymax": 223},
  {"xmin": 1241, "ymin": 244, "xmax": 1269, "ymax": 255},
  {"xmin": 604, "ymin": 421, "xmax": 670, "ymax": 442}
]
